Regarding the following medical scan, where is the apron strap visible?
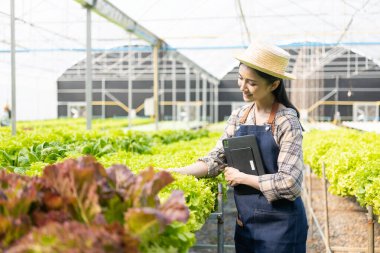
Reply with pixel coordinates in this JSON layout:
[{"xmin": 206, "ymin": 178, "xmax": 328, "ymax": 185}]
[
  {"xmin": 239, "ymin": 103, "xmax": 255, "ymax": 124},
  {"xmin": 239, "ymin": 102, "xmax": 279, "ymax": 134},
  {"xmin": 268, "ymin": 102, "xmax": 279, "ymax": 134}
]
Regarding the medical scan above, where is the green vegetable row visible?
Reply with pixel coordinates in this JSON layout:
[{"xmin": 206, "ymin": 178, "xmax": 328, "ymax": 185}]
[
  {"xmin": 0, "ymin": 120, "xmax": 226, "ymax": 252},
  {"xmin": 0, "ymin": 126, "xmax": 208, "ymax": 173},
  {"xmin": 303, "ymin": 129, "xmax": 380, "ymax": 219},
  {"xmin": 2, "ymin": 117, "xmax": 154, "ymax": 131}
]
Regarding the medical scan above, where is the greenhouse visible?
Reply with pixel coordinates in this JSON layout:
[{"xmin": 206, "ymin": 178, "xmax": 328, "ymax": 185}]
[{"xmin": 1, "ymin": 0, "xmax": 380, "ymax": 252}]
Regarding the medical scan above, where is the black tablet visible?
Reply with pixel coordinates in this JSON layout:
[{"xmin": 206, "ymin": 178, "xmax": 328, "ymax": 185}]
[{"xmin": 222, "ymin": 135, "xmax": 265, "ymax": 194}]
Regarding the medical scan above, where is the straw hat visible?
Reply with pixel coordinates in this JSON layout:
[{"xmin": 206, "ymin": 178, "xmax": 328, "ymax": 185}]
[{"xmin": 235, "ymin": 43, "xmax": 296, "ymax": 80}]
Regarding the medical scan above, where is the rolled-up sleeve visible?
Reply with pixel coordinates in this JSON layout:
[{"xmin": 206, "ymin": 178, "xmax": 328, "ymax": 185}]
[
  {"xmin": 259, "ymin": 112, "xmax": 304, "ymax": 202},
  {"xmin": 198, "ymin": 109, "xmax": 240, "ymax": 177}
]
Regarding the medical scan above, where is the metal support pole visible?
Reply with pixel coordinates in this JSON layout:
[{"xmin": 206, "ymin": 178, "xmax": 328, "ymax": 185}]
[
  {"xmin": 217, "ymin": 183, "xmax": 224, "ymax": 253},
  {"xmin": 302, "ymin": 47, "xmax": 307, "ymax": 111},
  {"xmin": 153, "ymin": 42, "xmax": 160, "ymax": 130},
  {"xmin": 367, "ymin": 206, "xmax": 374, "ymax": 253},
  {"xmin": 210, "ymin": 84, "xmax": 214, "ymax": 124},
  {"xmin": 322, "ymin": 163, "xmax": 331, "ymax": 253},
  {"xmin": 10, "ymin": 0, "xmax": 16, "ymax": 135},
  {"xmin": 185, "ymin": 64, "xmax": 190, "ymax": 126},
  {"xmin": 195, "ymin": 71, "xmax": 200, "ymax": 122},
  {"xmin": 171, "ymin": 58, "xmax": 177, "ymax": 121},
  {"xmin": 202, "ymin": 76, "xmax": 207, "ymax": 122},
  {"xmin": 308, "ymin": 165, "xmax": 313, "ymax": 239},
  {"xmin": 128, "ymin": 44, "xmax": 133, "ymax": 130},
  {"xmin": 160, "ymin": 75, "xmax": 165, "ymax": 119},
  {"xmin": 214, "ymin": 83, "xmax": 219, "ymax": 123},
  {"xmin": 335, "ymin": 76, "xmax": 339, "ymax": 117},
  {"xmin": 355, "ymin": 51, "xmax": 358, "ymax": 75},
  {"xmin": 160, "ymin": 54, "xmax": 167, "ymax": 120},
  {"xmin": 347, "ymin": 50, "xmax": 351, "ymax": 78},
  {"xmin": 102, "ymin": 78, "xmax": 105, "ymax": 118},
  {"xmin": 85, "ymin": 7, "xmax": 92, "ymax": 130}
]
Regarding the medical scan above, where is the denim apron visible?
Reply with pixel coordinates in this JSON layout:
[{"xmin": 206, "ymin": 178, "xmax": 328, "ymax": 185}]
[{"xmin": 233, "ymin": 103, "xmax": 308, "ymax": 253}]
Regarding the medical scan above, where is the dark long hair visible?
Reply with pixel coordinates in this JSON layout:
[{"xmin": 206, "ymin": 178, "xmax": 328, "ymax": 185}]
[{"xmin": 252, "ymin": 68, "xmax": 300, "ymax": 119}]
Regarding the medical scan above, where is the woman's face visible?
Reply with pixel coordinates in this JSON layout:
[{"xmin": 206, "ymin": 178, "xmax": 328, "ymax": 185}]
[{"xmin": 237, "ymin": 64, "xmax": 274, "ymax": 102}]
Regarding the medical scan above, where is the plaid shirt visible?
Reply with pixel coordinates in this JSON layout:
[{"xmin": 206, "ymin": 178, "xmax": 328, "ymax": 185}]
[{"xmin": 199, "ymin": 103, "xmax": 305, "ymax": 202}]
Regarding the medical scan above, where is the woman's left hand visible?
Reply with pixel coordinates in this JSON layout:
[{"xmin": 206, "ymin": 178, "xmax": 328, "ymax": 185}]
[{"xmin": 224, "ymin": 167, "xmax": 245, "ymax": 186}]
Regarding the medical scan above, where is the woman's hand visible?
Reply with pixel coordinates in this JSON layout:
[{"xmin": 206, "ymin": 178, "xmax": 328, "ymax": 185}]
[{"xmin": 224, "ymin": 167, "xmax": 245, "ymax": 186}]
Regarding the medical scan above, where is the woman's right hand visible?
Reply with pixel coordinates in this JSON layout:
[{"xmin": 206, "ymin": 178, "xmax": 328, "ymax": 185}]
[{"xmin": 224, "ymin": 166, "xmax": 245, "ymax": 186}]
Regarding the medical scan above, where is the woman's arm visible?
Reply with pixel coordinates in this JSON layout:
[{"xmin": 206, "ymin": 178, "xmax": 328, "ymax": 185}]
[
  {"xmin": 168, "ymin": 108, "xmax": 241, "ymax": 178},
  {"xmin": 169, "ymin": 133, "xmax": 228, "ymax": 178},
  {"xmin": 168, "ymin": 161, "xmax": 208, "ymax": 177}
]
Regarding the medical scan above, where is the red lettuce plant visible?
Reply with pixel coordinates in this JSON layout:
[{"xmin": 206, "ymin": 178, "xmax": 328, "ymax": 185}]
[
  {"xmin": 0, "ymin": 172, "xmax": 39, "ymax": 248},
  {"xmin": 0, "ymin": 156, "xmax": 189, "ymax": 252}
]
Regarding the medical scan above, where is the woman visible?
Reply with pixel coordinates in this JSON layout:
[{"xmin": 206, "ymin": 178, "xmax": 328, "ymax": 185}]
[
  {"xmin": 0, "ymin": 104, "xmax": 11, "ymax": 127},
  {"xmin": 170, "ymin": 43, "xmax": 308, "ymax": 252}
]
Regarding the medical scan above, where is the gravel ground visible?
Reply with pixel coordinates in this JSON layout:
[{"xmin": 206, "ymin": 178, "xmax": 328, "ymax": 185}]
[
  {"xmin": 306, "ymin": 174, "xmax": 380, "ymax": 253},
  {"xmin": 189, "ymin": 174, "xmax": 379, "ymax": 253}
]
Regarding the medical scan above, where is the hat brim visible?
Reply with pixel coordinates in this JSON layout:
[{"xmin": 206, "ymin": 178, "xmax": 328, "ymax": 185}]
[{"xmin": 235, "ymin": 54, "xmax": 296, "ymax": 80}]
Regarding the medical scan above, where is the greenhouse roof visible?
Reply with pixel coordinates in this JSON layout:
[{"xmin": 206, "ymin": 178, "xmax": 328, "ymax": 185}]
[
  {"xmin": 1, "ymin": 0, "xmax": 380, "ymax": 119},
  {"xmin": 108, "ymin": 0, "xmax": 380, "ymax": 78}
]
